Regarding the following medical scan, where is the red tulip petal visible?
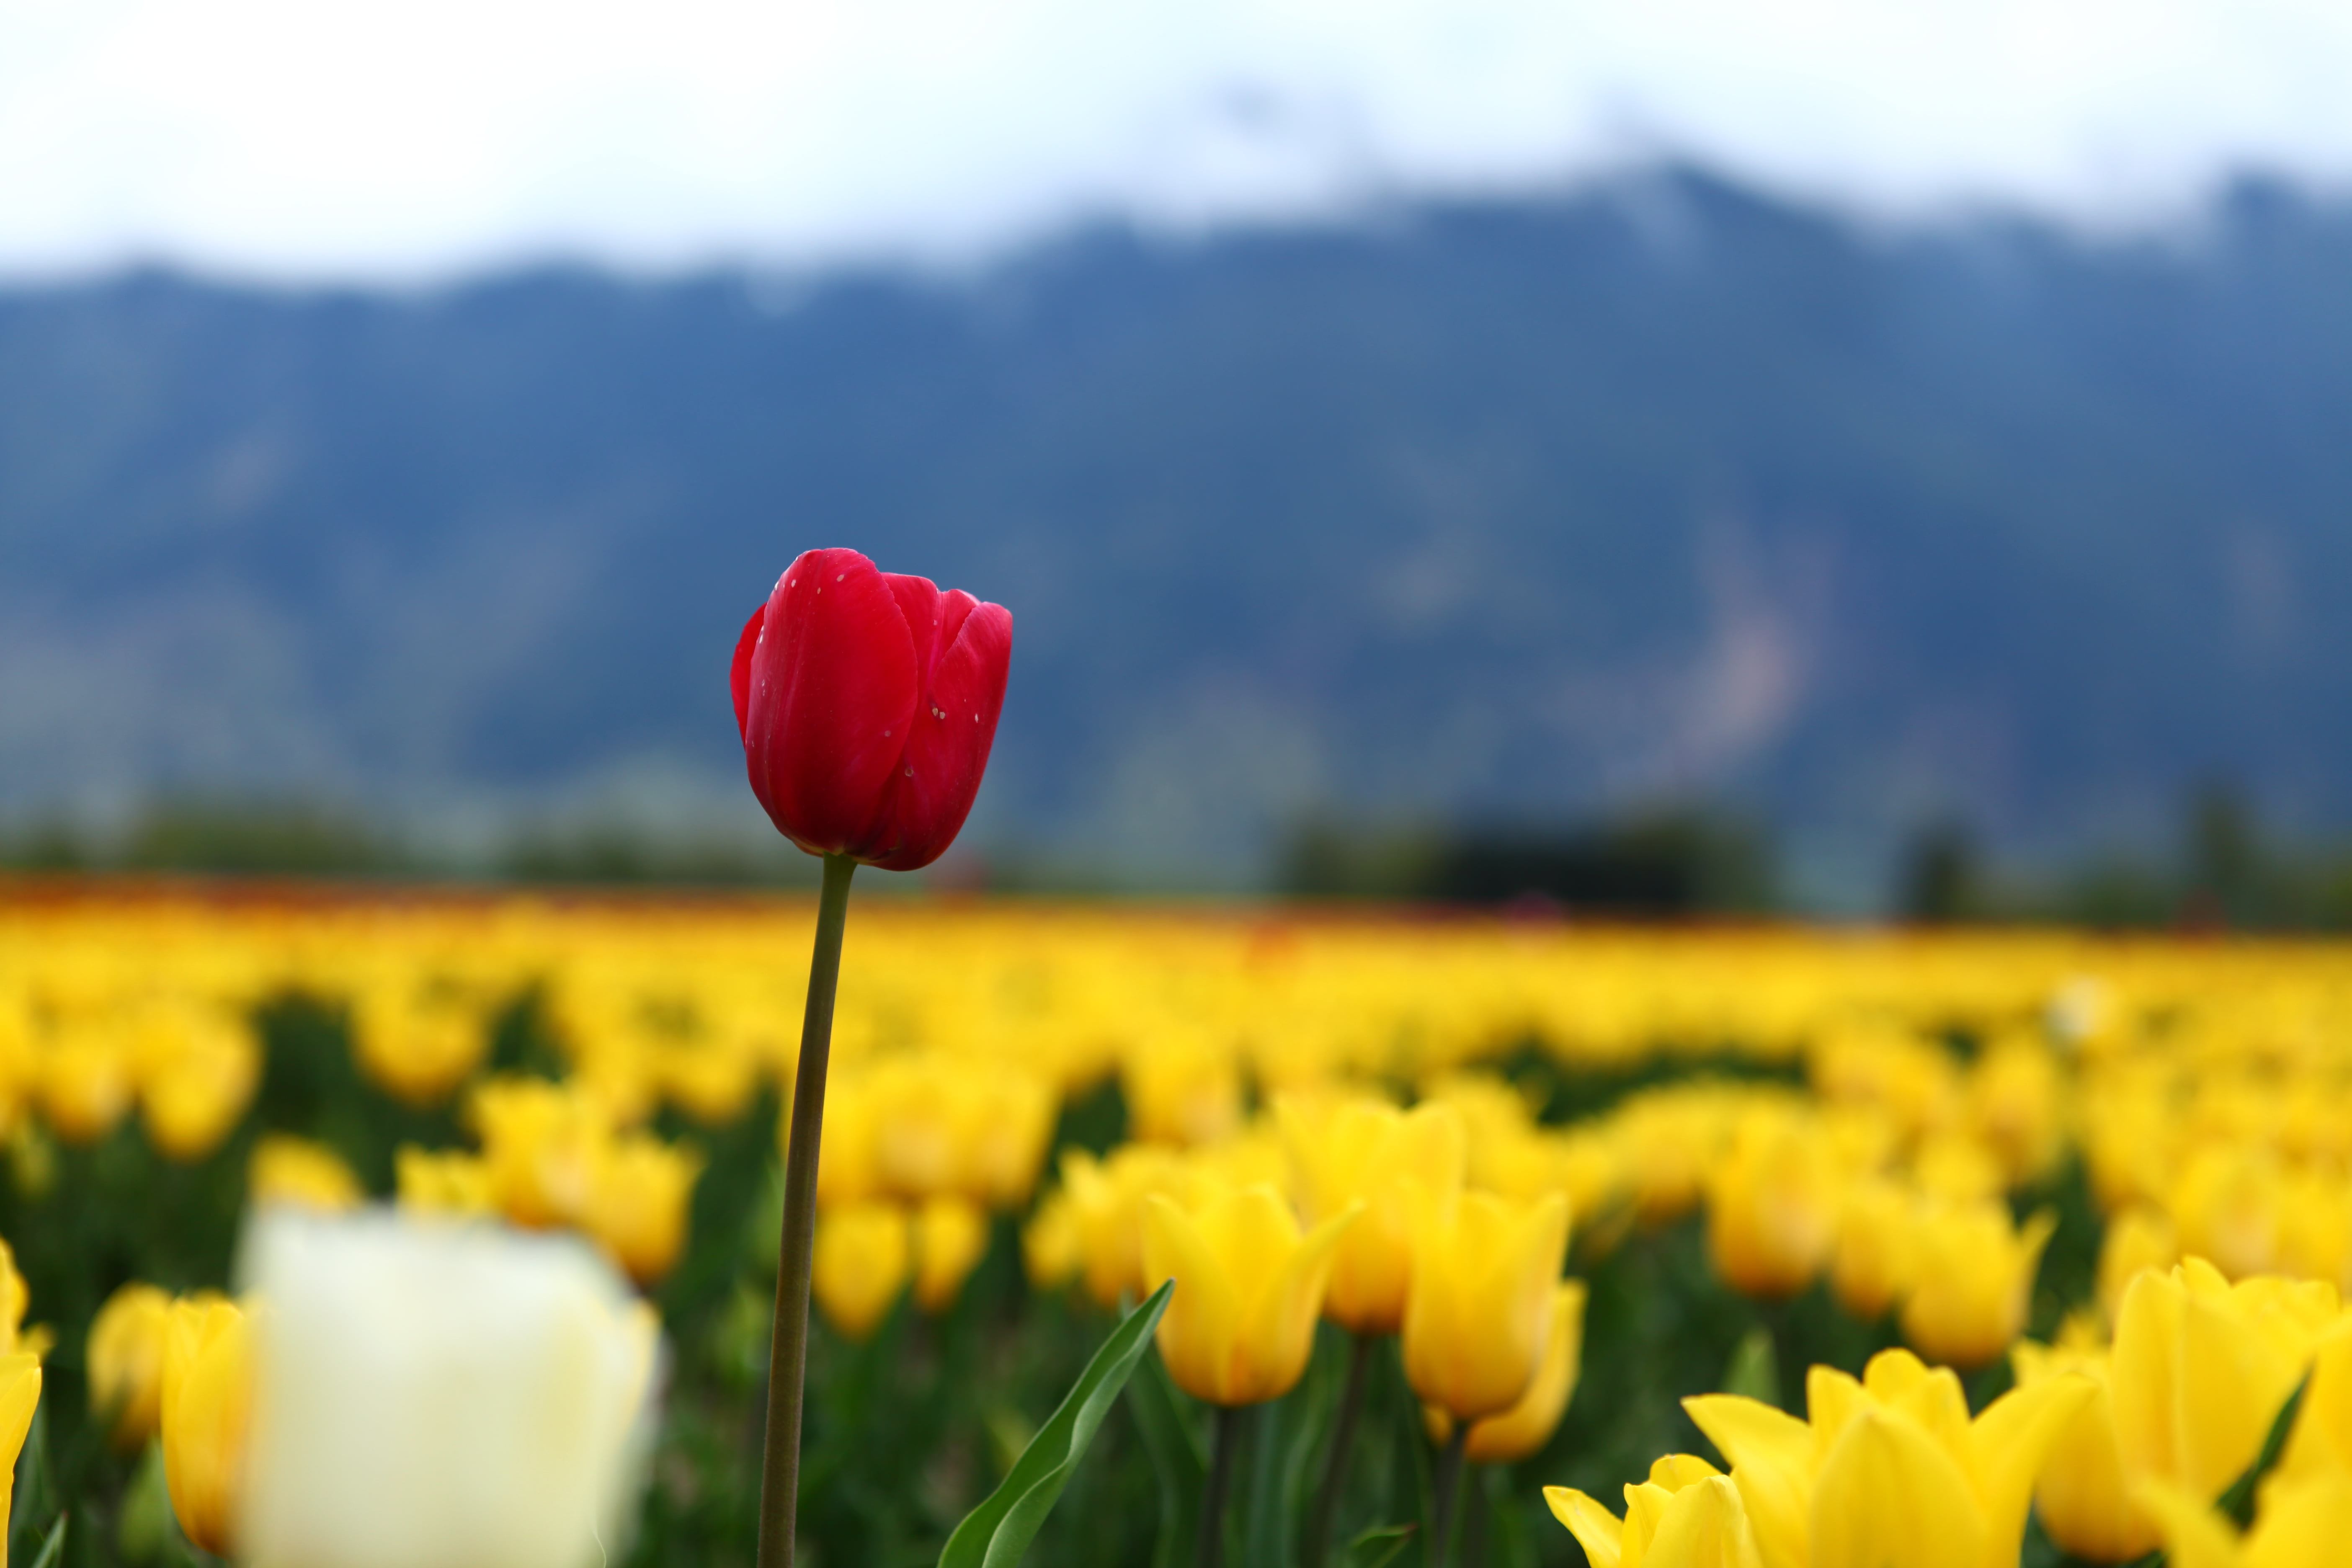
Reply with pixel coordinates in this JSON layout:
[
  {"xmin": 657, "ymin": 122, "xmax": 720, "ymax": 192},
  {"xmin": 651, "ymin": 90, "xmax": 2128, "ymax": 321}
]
[
  {"xmin": 730, "ymin": 603, "xmax": 764, "ymax": 743},
  {"xmin": 861, "ymin": 598, "xmax": 1012, "ymax": 870},
  {"xmin": 741, "ymin": 547, "xmax": 919, "ymax": 856}
]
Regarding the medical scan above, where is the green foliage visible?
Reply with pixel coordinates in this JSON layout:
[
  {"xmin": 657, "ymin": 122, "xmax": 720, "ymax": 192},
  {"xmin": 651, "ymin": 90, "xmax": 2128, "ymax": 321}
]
[{"xmin": 938, "ymin": 1280, "xmax": 1171, "ymax": 1568}]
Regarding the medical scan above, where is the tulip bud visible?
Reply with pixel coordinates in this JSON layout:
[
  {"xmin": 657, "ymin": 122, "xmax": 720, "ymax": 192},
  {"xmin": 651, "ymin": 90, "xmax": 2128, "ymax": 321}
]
[
  {"xmin": 395, "ymin": 1145, "xmax": 497, "ymax": 1219},
  {"xmin": 88, "ymin": 1282, "xmax": 172, "ymax": 1450},
  {"xmin": 39, "ymin": 1024, "xmax": 134, "ymax": 1144},
  {"xmin": 1427, "ymin": 1280, "xmax": 1588, "ymax": 1464},
  {"xmin": 733, "ymin": 547, "xmax": 1013, "ymax": 871},
  {"xmin": 1705, "ymin": 1108, "xmax": 1839, "ymax": 1300},
  {"xmin": 1141, "ymin": 1182, "xmax": 1354, "ymax": 1407},
  {"xmin": 161, "ymin": 1295, "xmax": 251, "ymax": 1558},
  {"xmin": 136, "ymin": 1004, "xmax": 261, "ymax": 1162},
  {"xmin": 586, "ymin": 1133, "xmax": 704, "ymax": 1287},
  {"xmin": 250, "ymin": 1134, "xmax": 365, "ymax": 1213},
  {"xmin": 1898, "ymin": 1201, "xmax": 2055, "ymax": 1369},
  {"xmin": 1403, "ymin": 1189, "xmax": 1571, "ymax": 1422},
  {"xmin": 2012, "ymin": 1340, "xmax": 2159, "ymax": 1563},
  {"xmin": 913, "ymin": 1195, "xmax": 991, "ymax": 1313},
  {"xmin": 352, "ymin": 989, "xmax": 491, "ymax": 1109},
  {"xmin": 240, "ymin": 1210, "xmax": 657, "ymax": 1568},
  {"xmin": 812, "ymin": 1201, "xmax": 910, "ymax": 1341},
  {"xmin": 1830, "ymin": 1175, "xmax": 1916, "ymax": 1322},
  {"xmin": 471, "ymin": 1077, "xmax": 613, "ymax": 1230},
  {"xmin": 1279, "ymin": 1096, "xmax": 1467, "ymax": 1335}
]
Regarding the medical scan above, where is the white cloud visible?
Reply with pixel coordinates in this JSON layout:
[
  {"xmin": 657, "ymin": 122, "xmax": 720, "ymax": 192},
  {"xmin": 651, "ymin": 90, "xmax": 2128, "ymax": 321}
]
[{"xmin": 3, "ymin": 0, "xmax": 2350, "ymax": 281}]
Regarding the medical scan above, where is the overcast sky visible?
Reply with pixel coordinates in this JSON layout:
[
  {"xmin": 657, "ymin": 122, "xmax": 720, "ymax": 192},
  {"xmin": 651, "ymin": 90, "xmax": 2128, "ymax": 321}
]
[{"xmin": 5, "ymin": 0, "xmax": 2352, "ymax": 282}]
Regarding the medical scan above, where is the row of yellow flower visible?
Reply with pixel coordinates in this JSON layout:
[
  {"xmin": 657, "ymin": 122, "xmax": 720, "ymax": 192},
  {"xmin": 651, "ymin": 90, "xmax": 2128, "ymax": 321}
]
[{"xmin": 1554, "ymin": 1257, "xmax": 2352, "ymax": 1567}]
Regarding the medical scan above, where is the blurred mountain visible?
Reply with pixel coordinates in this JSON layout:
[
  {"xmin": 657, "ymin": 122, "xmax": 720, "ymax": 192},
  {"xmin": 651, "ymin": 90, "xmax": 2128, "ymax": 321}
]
[{"xmin": 5, "ymin": 168, "xmax": 2352, "ymax": 898}]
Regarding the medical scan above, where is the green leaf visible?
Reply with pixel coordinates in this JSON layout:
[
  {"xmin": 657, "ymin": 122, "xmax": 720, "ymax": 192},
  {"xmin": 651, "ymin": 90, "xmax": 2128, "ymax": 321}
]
[
  {"xmin": 1721, "ymin": 1326, "xmax": 1781, "ymax": 1410},
  {"xmin": 938, "ymin": 1279, "xmax": 1175, "ymax": 1568},
  {"xmin": 24, "ymin": 1511, "xmax": 64, "ymax": 1568},
  {"xmin": 1343, "ymin": 1523, "xmax": 1415, "ymax": 1568},
  {"xmin": 1127, "ymin": 1344, "xmax": 1206, "ymax": 1568},
  {"xmin": 1243, "ymin": 1332, "xmax": 1338, "ymax": 1568}
]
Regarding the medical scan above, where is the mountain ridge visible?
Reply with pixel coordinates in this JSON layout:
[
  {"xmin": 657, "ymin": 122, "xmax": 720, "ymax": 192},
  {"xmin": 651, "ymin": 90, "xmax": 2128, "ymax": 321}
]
[{"xmin": 5, "ymin": 168, "xmax": 2351, "ymax": 897}]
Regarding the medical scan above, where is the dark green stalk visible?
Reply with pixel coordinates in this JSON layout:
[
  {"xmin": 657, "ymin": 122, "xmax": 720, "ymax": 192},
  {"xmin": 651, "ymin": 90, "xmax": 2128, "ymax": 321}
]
[
  {"xmin": 1201, "ymin": 1403, "xmax": 1246, "ymax": 1568},
  {"xmin": 1303, "ymin": 1331, "xmax": 1376, "ymax": 1567},
  {"xmin": 756, "ymin": 852, "xmax": 858, "ymax": 1568},
  {"xmin": 1426, "ymin": 1426, "xmax": 1469, "ymax": 1568}
]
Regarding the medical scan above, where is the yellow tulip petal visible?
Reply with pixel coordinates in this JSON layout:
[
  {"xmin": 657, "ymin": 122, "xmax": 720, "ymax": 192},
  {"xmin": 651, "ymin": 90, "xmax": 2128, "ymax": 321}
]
[
  {"xmin": 1967, "ymin": 1369, "xmax": 2096, "ymax": 1559},
  {"xmin": 2243, "ymin": 1471, "xmax": 2352, "ymax": 1568},
  {"xmin": 2135, "ymin": 1480, "xmax": 2245, "ymax": 1568},
  {"xmin": 1234, "ymin": 1196, "xmax": 1355, "ymax": 1404},
  {"xmin": 1465, "ymin": 1280, "xmax": 1586, "ymax": 1463},
  {"xmin": 1683, "ymin": 1395, "xmax": 1813, "ymax": 1568},
  {"xmin": 1142, "ymin": 1194, "xmax": 1245, "ymax": 1403},
  {"xmin": 1545, "ymin": 1486, "xmax": 1626, "ymax": 1568},
  {"xmin": 1648, "ymin": 1453, "xmax": 1724, "ymax": 1491},
  {"xmin": 1645, "ymin": 1474, "xmax": 1764, "ymax": 1568},
  {"xmin": 1810, "ymin": 1407, "xmax": 1988, "ymax": 1568}
]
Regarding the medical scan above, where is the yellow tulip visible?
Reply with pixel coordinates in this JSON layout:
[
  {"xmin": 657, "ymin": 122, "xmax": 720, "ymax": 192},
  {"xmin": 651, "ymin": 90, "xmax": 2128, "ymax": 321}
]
[
  {"xmin": 1705, "ymin": 1109, "xmax": 1840, "ymax": 1300},
  {"xmin": 1060, "ymin": 1144, "xmax": 1191, "ymax": 1309},
  {"xmin": 1140, "ymin": 1182, "xmax": 1354, "ymax": 1406},
  {"xmin": 162, "ymin": 1296, "xmax": 251, "ymax": 1558},
  {"xmin": 37, "ymin": 1025, "xmax": 133, "ymax": 1145},
  {"xmin": 1123, "ymin": 1036, "xmax": 1243, "ymax": 1148},
  {"xmin": 0, "ymin": 1239, "xmax": 43, "ymax": 1359},
  {"xmin": 1898, "ymin": 1201, "xmax": 2055, "ymax": 1368},
  {"xmin": 2171, "ymin": 1145, "xmax": 2282, "ymax": 1281},
  {"xmin": 2096, "ymin": 1206, "xmax": 2179, "ymax": 1323},
  {"xmin": 805, "ymin": 1069, "xmax": 881, "ymax": 1205},
  {"xmin": 135, "ymin": 1005, "xmax": 260, "ymax": 1162},
  {"xmin": 2109, "ymin": 1260, "xmax": 2334, "ymax": 1504},
  {"xmin": 657, "ymin": 1036, "xmax": 762, "ymax": 1126},
  {"xmin": 0, "ymin": 1353, "xmax": 39, "ymax": 1555},
  {"xmin": 1021, "ymin": 1189, "xmax": 1081, "ymax": 1289},
  {"xmin": 393, "ymin": 1145, "xmax": 496, "ymax": 1218},
  {"xmin": 1279, "ymin": 1096, "xmax": 1467, "ymax": 1335},
  {"xmin": 471, "ymin": 1076, "xmax": 612, "ymax": 1230},
  {"xmin": 88, "ymin": 1282, "xmax": 172, "ymax": 1449},
  {"xmin": 587, "ymin": 1133, "xmax": 704, "ymax": 1285},
  {"xmin": 1427, "ymin": 1280, "xmax": 1587, "ymax": 1463},
  {"xmin": 1684, "ymin": 1347, "xmax": 2092, "ymax": 1568},
  {"xmin": 1829, "ymin": 1176, "xmax": 1916, "ymax": 1322},
  {"xmin": 249, "ymin": 1134, "xmax": 364, "ymax": 1213},
  {"xmin": 812, "ymin": 1201, "xmax": 910, "ymax": 1341},
  {"xmin": 2141, "ymin": 1472, "xmax": 2352, "ymax": 1568},
  {"xmin": 2011, "ymin": 1339, "xmax": 2159, "ymax": 1563},
  {"xmin": 913, "ymin": 1195, "xmax": 991, "ymax": 1313},
  {"xmin": 1965, "ymin": 1034, "xmax": 2066, "ymax": 1185},
  {"xmin": 351, "ymin": 989, "xmax": 490, "ymax": 1108},
  {"xmin": 1403, "ymin": 1189, "xmax": 1570, "ymax": 1422},
  {"xmin": 1546, "ymin": 1456, "xmax": 1762, "ymax": 1568}
]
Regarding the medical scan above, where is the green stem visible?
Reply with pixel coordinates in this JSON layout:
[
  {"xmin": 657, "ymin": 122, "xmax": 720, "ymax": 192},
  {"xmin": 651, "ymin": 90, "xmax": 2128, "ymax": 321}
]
[
  {"xmin": 756, "ymin": 852, "xmax": 858, "ymax": 1568},
  {"xmin": 1201, "ymin": 1403, "xmax": 1246, "ymax": 1568},
  {"xmin": 1427, "ymin": 1426, "xmax": 1469, "ymax": 1568},
  {"xmin": 1303, "ymin": 1331, "xmax": 1375, "ymax": 1567}
]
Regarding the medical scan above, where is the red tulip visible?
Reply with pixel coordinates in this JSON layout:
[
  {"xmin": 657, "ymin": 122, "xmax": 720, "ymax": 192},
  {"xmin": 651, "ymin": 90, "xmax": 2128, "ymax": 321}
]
[{"xmin": 732, "ymin": 548, "xmax": 1012, "ymax": 872}]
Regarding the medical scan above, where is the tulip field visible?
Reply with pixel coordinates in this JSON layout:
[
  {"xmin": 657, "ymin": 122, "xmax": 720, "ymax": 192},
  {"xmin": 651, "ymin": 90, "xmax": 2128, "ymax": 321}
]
[{"xmin": 4, "ymin": 883, "xmax": 2352, "ymax": 1566}]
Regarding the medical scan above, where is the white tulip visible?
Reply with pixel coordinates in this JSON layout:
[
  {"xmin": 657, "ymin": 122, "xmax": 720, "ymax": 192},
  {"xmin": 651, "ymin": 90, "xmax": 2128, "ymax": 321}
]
[{"xmin": 240, "ymin": 1208, "xmax": 659, "ymax": 1568}]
